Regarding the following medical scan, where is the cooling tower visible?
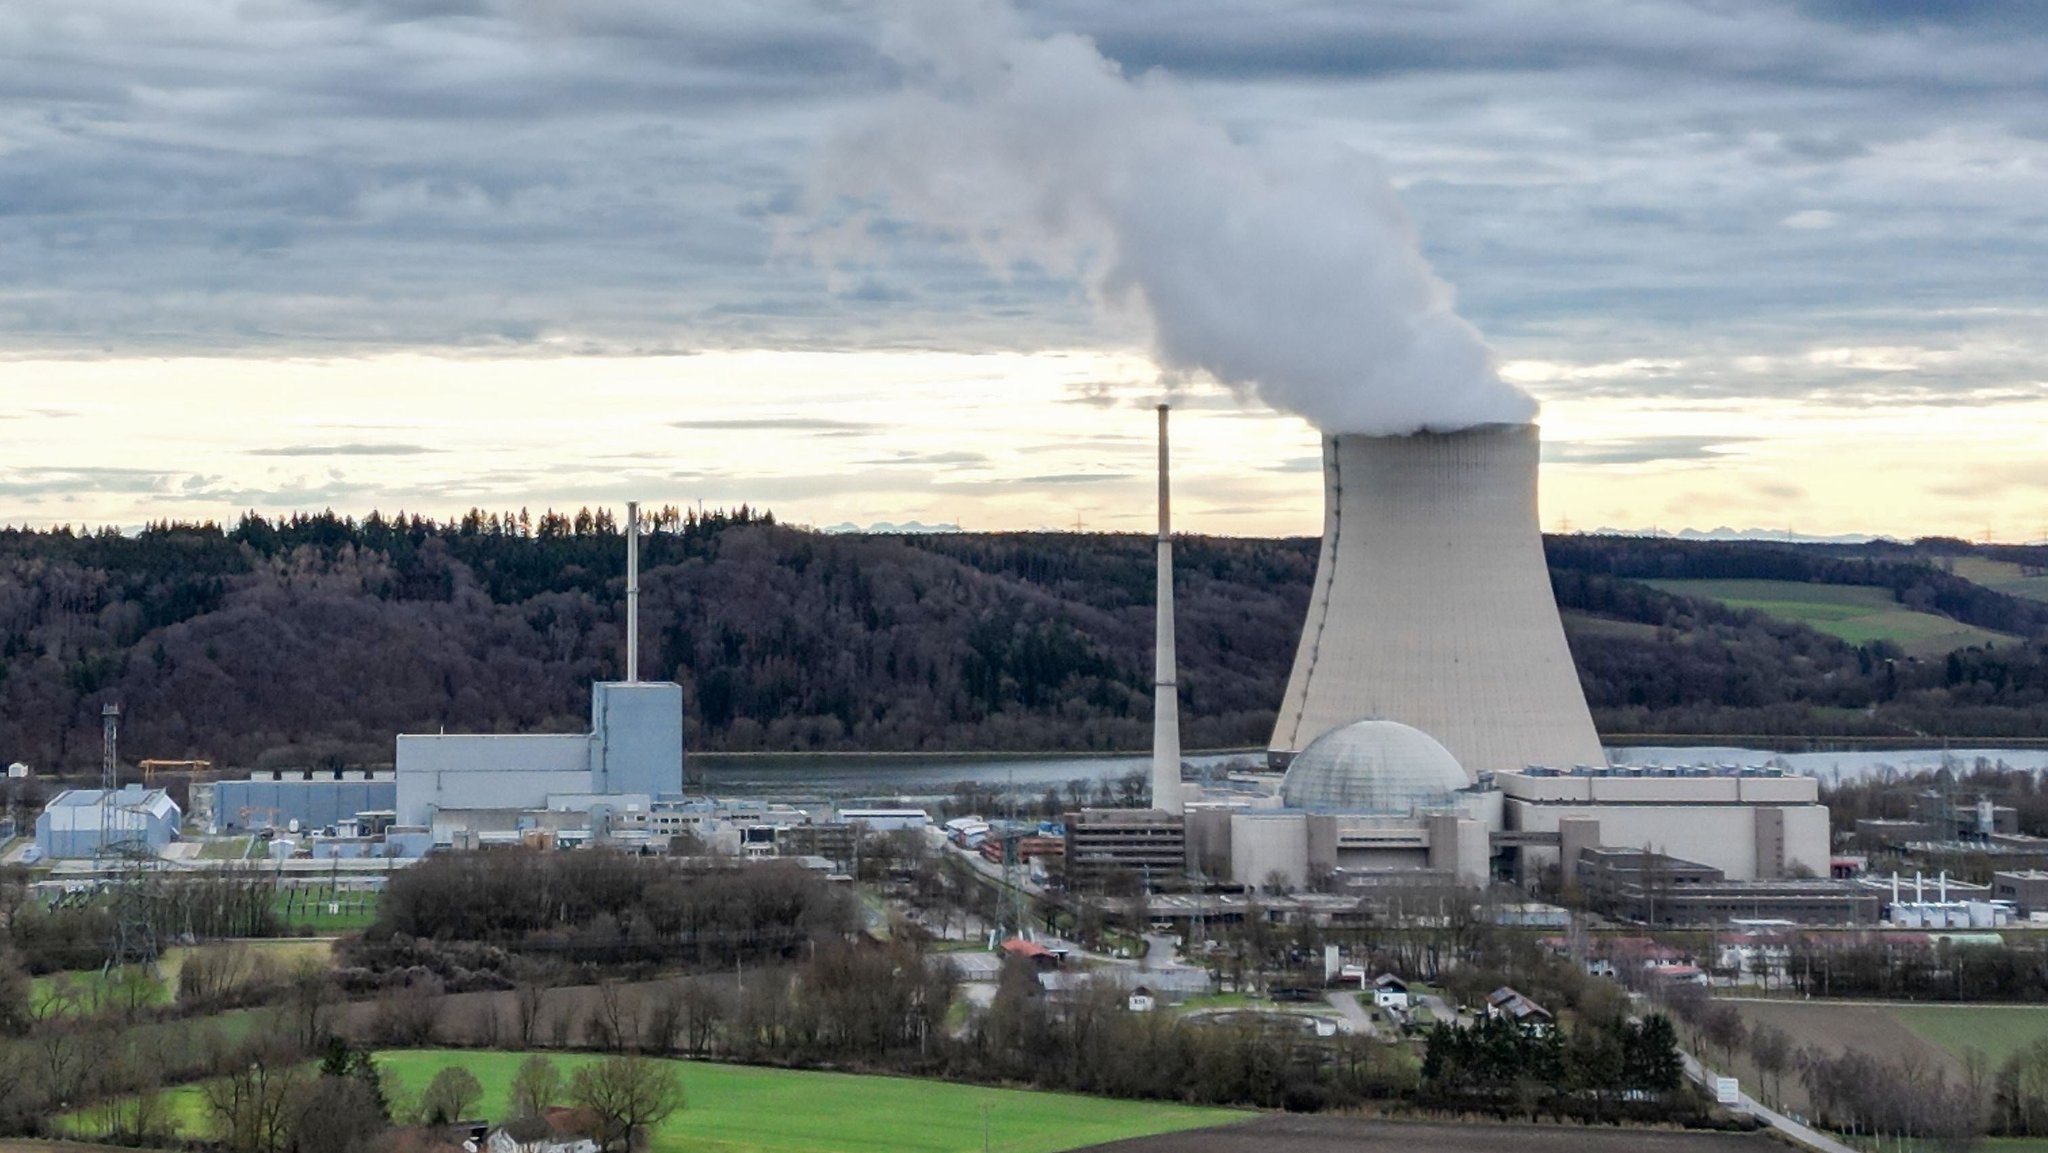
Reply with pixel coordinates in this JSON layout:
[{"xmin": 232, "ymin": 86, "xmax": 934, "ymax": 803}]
[{"xmin": 1267, "ymin": 423, "xmax": 1606, "ymax": 777}]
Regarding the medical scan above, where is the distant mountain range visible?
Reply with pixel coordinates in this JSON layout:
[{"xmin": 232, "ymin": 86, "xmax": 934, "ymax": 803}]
[
  {"xmin": 821, "ymin": 520, "xmax": 962, "ymax": 535},
  {"xmin": 1590, "ymin": 526, "xmax": 1903, "ymax": 545}
]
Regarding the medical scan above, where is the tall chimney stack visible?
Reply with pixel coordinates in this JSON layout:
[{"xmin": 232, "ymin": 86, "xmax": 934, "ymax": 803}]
[
  {"xmin": 625, "ymin": 500, "xmax": 640, "ymax": 684},
  {"xmin": 1152, "ymin": 405, "xmax": 1182, "ymax": 814}
]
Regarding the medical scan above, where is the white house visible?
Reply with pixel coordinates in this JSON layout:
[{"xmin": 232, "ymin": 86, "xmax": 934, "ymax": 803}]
[
  {"xmin": 486, "ymin": 1111, "xmax": 599, "ymax": 1153},
  {"xmin": 1371, "ymin": 974, "xmax": 1411, "ymax": 1010}
]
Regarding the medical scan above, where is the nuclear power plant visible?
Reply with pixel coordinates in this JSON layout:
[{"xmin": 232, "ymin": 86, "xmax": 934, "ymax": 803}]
[
  {"xmin": 1122, "ymin": 419, "xmax": 1833, "ymax": 897},
  {"xmin": 1267, "ymin": 423, "xmax": 1605, "ymax": 775}
]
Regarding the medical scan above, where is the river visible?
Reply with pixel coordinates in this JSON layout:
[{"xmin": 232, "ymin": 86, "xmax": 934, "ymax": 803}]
[{"xmin": 691, "ymin": 745, "xmax": 2048, "ymax": 803}]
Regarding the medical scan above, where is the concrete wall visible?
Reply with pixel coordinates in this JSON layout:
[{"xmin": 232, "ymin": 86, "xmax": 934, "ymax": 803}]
[
  {"xmin": 1429, "ymin": 814, "xmax": 1491, "ymax": 887},
  {"xmin": 591, "ymin": 682, "xmax": 684, "ymax": 798},
  {"xmin": 214, "ymin": 779, "xmax": 398, "ymax": 833},
  {"xmin": 1230, "ymin": 812, "xmax": 1309, "ymax": 892},
  {"xmin": 394, "ymin": 733, "xmax": 591, "ymax": 825},
  {"xmin": 1184, "ymin": 808, "xmax": 1234, "ymax": 880},
  {"xmin": 1267, "ymin": 425, "xmax": 1607, "ymax": 774}
]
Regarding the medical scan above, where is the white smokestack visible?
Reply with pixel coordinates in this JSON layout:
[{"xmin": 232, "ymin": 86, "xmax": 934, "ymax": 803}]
[
  {"xmin": 1268, "ymin": 424, "xmax": 1605, "ymax": 774},
  {"xmin": 1152, "ymin": 404, "xmax": 1181, "ymax": 815},
  {"xmin": 816, "ymin": 1, "xmax": 1533, "ymax": 435},
  {"xmin": 625, "ymin": 500, "xmax": 640, "ymax": 684}
]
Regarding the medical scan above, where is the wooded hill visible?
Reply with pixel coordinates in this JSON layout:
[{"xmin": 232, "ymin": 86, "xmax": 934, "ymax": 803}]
[{"xmin": 1, "ymin": 510, "xmax": 2045, "ymax": 773}]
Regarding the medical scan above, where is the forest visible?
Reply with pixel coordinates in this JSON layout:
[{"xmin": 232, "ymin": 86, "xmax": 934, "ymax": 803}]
[{"xmin": 2, "ymin": 510, "xmax": 2046, "ymax": 775}]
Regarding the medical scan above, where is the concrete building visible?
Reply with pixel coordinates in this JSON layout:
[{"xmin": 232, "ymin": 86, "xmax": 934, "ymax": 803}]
[
  {"xmin": 1182, "ymin": 723, "xmax": 1823, "ymax": 895},
  {"xmin": 212, "ymin": 770, "xmax": 397, "ymax": 834},
  {"xmin": 838, "ymin": 808, "xmax": 931, "ymax": 833},
  {"xmin": 36, "ymin": 786, "xmax": 182, "ymax": 858},
  {"xmin": 395, "ymin": 681, "xmax": 684, "ymax": 832},
  {"xmin": 1499, "ymin": 766, "xmax": 1830, "ymax": 881},
  {"xmin": 1063, "ymin": 807, "xmax": 1186, "ymax": 888},
  {"xmin": 1185, "ymin": 720, "xmax": 1494, "ymax": 891},
  {"xmin": 1575, "ymin": 847, "xmax": 1882, "ymax": 925},
  {"xmin": 1266, "ymin": 424, "xmax": 1606, "ymax": 775},
  {"xmin": 1992, "ymin": 870, "xmax": 2048, "ymax": 916}
]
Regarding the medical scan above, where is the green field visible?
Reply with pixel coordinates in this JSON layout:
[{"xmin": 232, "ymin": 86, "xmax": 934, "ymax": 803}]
[
  {"xmin": 1646, "ymin": 579, "xmax": 2017, "ymax": 657},
  {"xmin": 379, "ymin": 1051, "xmax": 1237, "ymax": 1153},
  {"xmin": 1951, "ymin": 557, "xmax": 2048, "ymax": 605},
  {"xmin": 1891, "ymin": 1004, "xmax": 2048, "ymax": 1070},
  {"xmin": 63, "ymin": 1050, "xmax": 1240, "ymax": 1153}
]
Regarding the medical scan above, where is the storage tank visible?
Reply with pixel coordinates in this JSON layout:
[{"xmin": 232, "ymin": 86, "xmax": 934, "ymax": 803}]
[{"xmin": 1267, "ymin": 424, "xmax": 1607, "ymax": 776}]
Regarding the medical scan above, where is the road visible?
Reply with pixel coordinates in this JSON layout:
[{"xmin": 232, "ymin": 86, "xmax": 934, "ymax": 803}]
[
  {"xmin": 1325, "ymin": 990, "xmax": 1377, "ymax": 1036},
  {"xmin": 1681, "ymin": 1051, "xmax": 1856, "ymax": 1153},
  {"xmin": 1416, "ymin": 991, "xmax": 1463, "ymax": 1027}
]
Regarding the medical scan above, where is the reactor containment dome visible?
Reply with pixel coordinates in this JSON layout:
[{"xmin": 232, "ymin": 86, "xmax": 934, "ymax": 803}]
[
  {"xmin": 1279, "ymin": 719, "xmax": 1469, "ymax": 814},
  {"xmin": 1268, "ymin": 423, "xmax": 1608, "ymax": 776}
]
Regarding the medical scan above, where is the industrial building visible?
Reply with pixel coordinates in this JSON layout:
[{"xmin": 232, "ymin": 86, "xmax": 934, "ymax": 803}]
[
  {"xmin": 35, "ymin": 786, "xmax": 182, "ymax": 859},
  {"xmin": 1165, "ymin": 719, "xmax": 1829, "ymax": 896},
  {"xmin": 1266, "ymin": 425, "xmax": 1607, "ymax": 774},
  {"xmin": 1574, "ymin": 847, "xmax": 1883, "ymax": 926},
  {"xmin": 208, "ymin": 769, "xmax": 398, "ymax": 834},
  {"xmin": 396, "ymin": 680, "xmax": 684, "ymax": 832},
  {"xmin": 1182, "ymin": 721, "xmax": 1492, "ymax": 890},
  {"xmin": 1855, "ymin": 791, "xmax": 2019, "ymax": 846},
  {"xmin": 1499, "ymin": 765, "xmax": 1830, "ymax": 881},
  {"xmin": 1992, "ymin": 870, "xmax": 2048, "ymax": 917},
  {"xmin": 1063, "ymin": 808, "xmax": 1186, "ymax": 888}
]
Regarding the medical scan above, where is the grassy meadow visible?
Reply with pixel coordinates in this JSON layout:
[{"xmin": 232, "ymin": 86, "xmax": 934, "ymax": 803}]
[
  {"xmin": 1645, "ymin": 578, "xmax": 2017, "ymax": 657},
  {"xmin": 1890, "ymin": 1004, "xmax": 2048, "ymax": 1070},
  {"xmin": 60, "ymin": 1049, "xmax": 1240, "ymax": 1153}
]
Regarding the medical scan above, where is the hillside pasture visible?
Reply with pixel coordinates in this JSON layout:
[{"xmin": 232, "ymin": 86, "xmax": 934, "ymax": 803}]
[
  {"xmin": 1951, "ymin": 557, "xmax": 2048, "ymax": 605},
  {"xmin": 1645, "ymin": 579, "xmax": 2017, "ymax": 657}
]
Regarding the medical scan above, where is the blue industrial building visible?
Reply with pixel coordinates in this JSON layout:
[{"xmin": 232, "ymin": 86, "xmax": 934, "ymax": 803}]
[{"xmin": 212, "ymin": 772, "xmax": 398, "ymax": 834}]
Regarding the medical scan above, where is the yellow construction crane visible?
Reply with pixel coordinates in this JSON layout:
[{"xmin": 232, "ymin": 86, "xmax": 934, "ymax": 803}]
[{"xmin": 137, "ymin": 759, "xmax": 211, "ymax": 784}]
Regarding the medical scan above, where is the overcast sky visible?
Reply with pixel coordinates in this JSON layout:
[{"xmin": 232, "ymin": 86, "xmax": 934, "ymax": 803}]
[{"xmin": 3, "ymin": 0, "xmax": 2045, "ymax": 539}]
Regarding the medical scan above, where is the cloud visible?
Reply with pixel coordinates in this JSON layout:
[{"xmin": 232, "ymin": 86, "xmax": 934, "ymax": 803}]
[
  {"xmin": 0, "ymin": 0, "xmax": 2040, "ymax": 431},
  {"xmin": 247, "ymin": 443, "xmax": 441, "ymax": 457},
  {"xmin": 1780, "ymin": 209, "xmax": 1841, "ymax": 229},
  {"xmin": 1544, "ymin": 436, "xmax": 1754, "ymax": 465},
  {"xmin": 1011, "ymin": 473, "xmax": 1133, "ymax": 485},
  {"xmin": 669, "ymin": 417, "xmax": 879, "ymax": 432},
  {"xmin": 855, "ymin": 450, "xmax": 990, "ymax": 468},
  {"xmin": 0, "ymin": 467, "xmax": 182, "ymax": 498}
]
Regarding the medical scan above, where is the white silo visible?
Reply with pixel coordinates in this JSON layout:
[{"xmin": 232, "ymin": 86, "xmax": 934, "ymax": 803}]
[{"xmin": 1266, "ymin": 423, "xmax": 1606, "ymax": 777}]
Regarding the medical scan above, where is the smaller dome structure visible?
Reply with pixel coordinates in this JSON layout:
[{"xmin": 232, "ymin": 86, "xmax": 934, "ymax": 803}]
[{"xmin": 1280, "ymin": 720, "xmax": 1468, "ymax": 813}]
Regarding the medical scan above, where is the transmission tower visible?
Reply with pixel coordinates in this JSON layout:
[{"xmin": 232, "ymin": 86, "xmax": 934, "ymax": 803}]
[{"xmin": 94, "ymin": 703, "xmax": 162, "ymax": 974}]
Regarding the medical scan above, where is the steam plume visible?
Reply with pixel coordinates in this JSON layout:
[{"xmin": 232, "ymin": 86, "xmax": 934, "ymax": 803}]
[{"xmin": 816, "ymin": 0, "xmax": 1536, "ymax": 434}]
